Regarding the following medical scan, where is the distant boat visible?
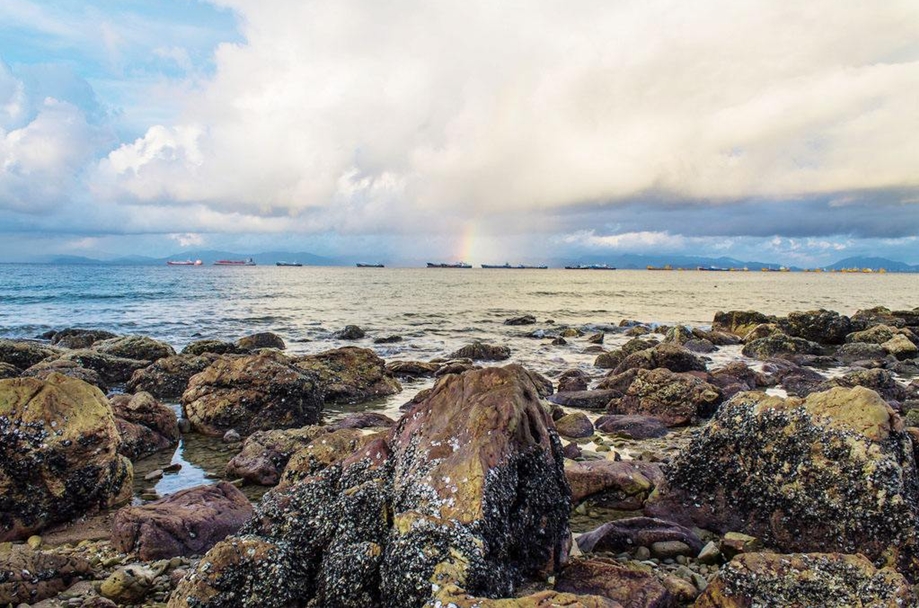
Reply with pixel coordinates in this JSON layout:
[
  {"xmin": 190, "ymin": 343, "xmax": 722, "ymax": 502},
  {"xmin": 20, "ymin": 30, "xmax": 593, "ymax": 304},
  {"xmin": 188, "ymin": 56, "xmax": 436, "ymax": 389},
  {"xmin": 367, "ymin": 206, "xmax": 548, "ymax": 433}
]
[
  {"xmin": 276, "ymin": 261, "xmax": 302, "ymax": 267},
  {"xmin": 166, "ymin": 259, "xmax": 202, "ymax": 266},
  {"xmin": 214, "ymin": 258, "xmax": 256, "ymax": 266},
  {"xmin": 647, "ymin": 265, "xmax": 673, "ymax": 271},
  {"xmin": 697, "ymin": 266, "xmax": 729, "ymax": 271},
  {"xmin": 564, "ymin": 264, "xmax": 616, "ymax": 270},
  {"xmin": 426, "ymin": 262, "xmax": 472, "ymax": 268},
  {"xmin": 481, "ymin": 263, "xmax": 548, "ymax": 269},
  {"xmin": 356, "ymin": 263, "xmax": 385, "ymax": 268}
]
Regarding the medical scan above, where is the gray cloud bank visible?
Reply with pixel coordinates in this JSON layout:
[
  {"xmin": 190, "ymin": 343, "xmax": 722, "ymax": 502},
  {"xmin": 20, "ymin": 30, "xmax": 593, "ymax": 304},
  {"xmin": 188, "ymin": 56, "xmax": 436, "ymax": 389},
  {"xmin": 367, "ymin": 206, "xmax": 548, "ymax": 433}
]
[{"xmin": 1, "ymin": 0, "xmax": 918, "ymax": 261}]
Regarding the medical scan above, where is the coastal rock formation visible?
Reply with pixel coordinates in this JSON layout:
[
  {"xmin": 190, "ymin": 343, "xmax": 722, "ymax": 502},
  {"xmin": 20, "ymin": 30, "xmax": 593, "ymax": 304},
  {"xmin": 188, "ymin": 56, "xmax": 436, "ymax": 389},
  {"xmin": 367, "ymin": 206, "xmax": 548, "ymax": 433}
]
[
  {"xmin": 385, "ymin": 360, "xmax": 440, "ymax": 377},
  {"xmin": 333, "ymin": 325, "xmax": 366, "ymax": 340},
  {"xmin": 23, "ymin": 358, "xmax": 107, "ymax": 391},
  {"xmin": 606, "ymin": 368, "xmax": 721, "ymax": 426},
  {"xmin": 225, "ymin": 426, "xmax": 329, "ymax": 485},
  {"xmin": 0, "ymin": 545, "xmax": 94, "ymax": 605},
  {"xmin": 777, "ymin": 309, "xmax": 853, "ymax": 344},
  {"xmin": 93, "ymin": 335, "xmax": 176, "ymax": 362},
  {"xmin": 554, "ymin": 557, "xmax": 673, "ymax": 608},
  {"xmin": 593, "ymin": 337, "xmax": 658, "ymax": 369},
  {"xmin": 576, "ymin": 517, "xmax": 702, "ymax": 555},
  {"xmin": 0, "ymin": 338, "xmax": 57, "ymax": 370},
  {"xmin": 449, "ymin": 341, "xmax": 512, "ymax": 361},
  {"xmin": 327, "ymin": 411, "xmax": 395, "ymax": 430},
  {"xmin": 0, "ymin": 362, "xmax": 18, "ymax": 379},
  {"xmin": 694, "ymin": 552, "xmax": 915, "ymax": 608},
  {"xmin": 740, "ymin": 333, "xmax": 822, "ymax": 359},
  {"xmin": 169, "ymin": 365, "xmax": 571, "ymax": 607},
  {"xmin": 182, "ymin": 339, "xmax": 241, "ymax": 356},
  {"xmin": 505, "ymin": 314, "xmax": 537, "ymax": 326},
  {"xmin": 611, "ymin": 343, "xmax": 707, "ymax": 375},
  {"xmin": 712, "ymin": 310, "xmax": 773, "ymax": 338},
  {"xmin": 126, "ymin": 354, "xmax": 215, "ymax": 399},
  {"xmin": 646, "ymin": 387, "xmax": 919, "ymax": 578},
  {"xmin": 110, "ymin": 391, "xmax": 180, "ymax": 461},
  {"xmin": 234, "ymin": 332, "xmax": 286, "ymax": 351},
  {"xmin": 277, "ymin": 427, "xmax": 375, "ymax": 487},
  {"xmin": 565, "ymin": 461, "xmax": 662, "ymax": 509},
  {"xmin": 594, "ymin": 414, "xmax": 669, "ymax": 439},
  {"xmin": 294, "ymin": 346, "xmax": 401, "ymax": 404},
  {"xmin": 557, "ymin": 369, "xmax": 591, "ymax": 393},
  {"xmin": 49, "ymin": 328, "xmax": 118, "ymax": 349},
  {"xmin": 0, "ymin": 373, "xmax": 132, "ymax": 541},
  {"xmin": 554, "ymin": 412, "xmax": 594, "ymax": 438},
  {"xmin": 112, "ymin": 482, "xmax": 254, "ymax": 560},
  {"xmin": 55, "ymin": 349, "xmax": 150, "ymax": 384},
  {"xmin": 814, "ymin": 368, "xmax": 910, "ymax": 403},
  {"xmin": 549, "ymin": 389, "xmax": 618, "ymax": 410},
  {"xmin": 182, "ymin": 351, "xmax": 325, "ymax": 436}
]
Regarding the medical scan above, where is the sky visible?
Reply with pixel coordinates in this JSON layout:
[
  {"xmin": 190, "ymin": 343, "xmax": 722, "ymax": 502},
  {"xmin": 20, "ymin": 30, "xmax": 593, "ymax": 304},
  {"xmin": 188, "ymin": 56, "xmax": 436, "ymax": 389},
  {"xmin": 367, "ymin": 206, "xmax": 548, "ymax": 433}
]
[{"xmin": 0, "ymin": 0, "xmax": 917, "ymax": 266}]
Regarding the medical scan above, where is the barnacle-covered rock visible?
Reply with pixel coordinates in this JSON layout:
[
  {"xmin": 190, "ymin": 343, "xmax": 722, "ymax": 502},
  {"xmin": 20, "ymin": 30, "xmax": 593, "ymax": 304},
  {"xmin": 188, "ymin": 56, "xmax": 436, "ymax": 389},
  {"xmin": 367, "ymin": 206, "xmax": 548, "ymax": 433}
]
[
  {"xmin": 694, "ymin": 552, "xmax": 915, "ymax": 607},
  {"xmin": 0, "ymin": 373, "xmax": 132, "ymax": 541},
  {"xmin": 225, "ymin": 426, "xmax": 330, "ymax": 486},
  {"xmin": 126, "ymin": 353, "xmax": 216, "ymax": 398},
  {"xmin": 611, "ymin": 343, "xmax": 707, "ymax": 375},
  {"xmin": 0, "ymin": 544, "xmax": 94, "ymax": 605},
  {"xmin": 182, "ymin": 351, "xmax": 324, "ymax": 437},
  {"xmin": 646, "ymin": 387, "xmax": 919, "ymax": 579},
  {"xmin": 277, "ymin": 428, "xmax": 375, "ymax": 487},
  {"xmin": 606, "ymin": 368, "xmax": 722, "ymax": 426},
  {"xmin": 0, "ymin": 338, "xmax": 58, "ymax": 370},
  {"xmin": 448, "ymin": 341, "xmax": 512, "ymax": 361},
  {"xmin": 293, "ymin": 346, "xmax": 401, "ymax": 404},
  {"xmin": 169, "ymin": 364, "xmax": 571, "ymax": 607},
  {"xmin": 110, "ymin": 391, "xmax": 180, "ymax": 461},
  {"xmin": 814, "ymin": 368, "xmax": 909, "ymax": 403},
  {"xmin": 740, "ymin": 333, "xmax": 822, "ymax": 360},
  {"xmin": 23, "ymin": 358, "xmax": 107, "ymax": 391},
  {"xmin": 712, "ymin": 310, "xmax": 773, "ymax": 338},
  {"xmin": 777, "ymin": 309, "xmax": 853, "ymax": 345},
  {"xmin": 92, "ymin": 335, "xmax": 176, "ymax": 362}
]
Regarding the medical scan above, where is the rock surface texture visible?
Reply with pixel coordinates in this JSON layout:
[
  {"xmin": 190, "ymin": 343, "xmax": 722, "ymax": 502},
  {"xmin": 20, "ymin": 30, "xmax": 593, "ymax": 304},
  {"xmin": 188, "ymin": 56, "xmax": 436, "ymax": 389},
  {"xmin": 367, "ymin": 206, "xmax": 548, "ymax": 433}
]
[
  {"xmin": 169, "ymin": 364, "xmax": 571, "ymax": 607},
  {"xmin": 0, "ymin": 373, "xmax": 132, "ymax": 541},
  {"xmin": 294, "ymin": 346, "xmax": 401, "ymax": 404}
]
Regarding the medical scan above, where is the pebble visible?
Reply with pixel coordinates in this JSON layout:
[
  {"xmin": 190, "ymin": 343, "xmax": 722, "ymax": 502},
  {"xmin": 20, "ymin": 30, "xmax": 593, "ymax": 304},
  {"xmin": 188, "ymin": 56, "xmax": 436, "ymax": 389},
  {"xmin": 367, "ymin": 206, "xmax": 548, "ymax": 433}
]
[
  {"xmin": 634, "ymin": 546, "xmax": 651, "ymax": 560},
  {"xmin": 144, "ymin": 469, "xmax": 164, "ymax": 481},
  {"xmin": 26, "ymin": 535, "xmax": 42, "ymax": 549},
  {"xmin": 164, "ymin": 463, "xmax": 183, "ymax": 473}
]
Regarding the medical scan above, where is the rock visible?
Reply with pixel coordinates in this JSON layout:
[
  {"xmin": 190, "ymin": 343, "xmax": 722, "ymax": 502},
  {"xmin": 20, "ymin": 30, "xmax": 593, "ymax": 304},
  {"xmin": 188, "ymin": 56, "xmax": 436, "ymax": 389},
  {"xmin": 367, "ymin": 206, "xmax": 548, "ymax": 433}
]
[
  {"xmin": 182, "ymin": 351, "xmax": 325, "ymax": 437},
  {"xmin": 612, "ymin": 343, "xmax": 707, "ymax": 375},
  {"xmin": 524, "ymin": 369, "xmax": 555, "ymax": 397},
  {"xmin": 54, "ymin": 349, "xmax": 150, "ymax": 384},
  {"xmin": 449, "ymin": 341, "xmax": 512, "ymax": 361},
  {"xmin": 333, "ymin": 325, "xmax": 366, "ymax": 340},
  {"xmin": 664, "ymin": 325, "xmax": 694, "ymax": 345},
  {"xmin": 551, "ymin": 337, "xmax": 568, "ymax": 345},
  {"xmin": 593, "ymin": 338, "xmax": 659, "ymax": 369},
  {"xmin": 576, "ymin": 517, "xmax": 703, "ymax": 555},
  {"xmin": 740, "ymin": 333, "xmax": 822, "ymax": 359},
  {"xmin": 385, "ymin": 360, "xmax": 440, "ymax": 377},
  {"xmin": 708, "ymin": 361, "xmax": 766, "ymax": 395},
  {"xmin": 555, "ymin": 412, "xmax": 594, "ymax": 438},
  {"xmin": 563, "ymin": 442, "xmax": 583, "ymax": 459},
  {"xmin": 697, "ymin": 540, "xmax": 721, "ymax": 565},
  {"xmin": 847, "ymin": 324, "xmax": 901, "ymax": 345},
  {"xmin": 100, "ymin": 564, "xmax": 157, "ymax": 604},
  {"xmin": 0, "ymin": 374, "xmax": 132, "ymax": 541},
  {"xmin": 694, "ymin": 328, "xmax": 741, "ymax": 346},
  {"xmin": 548, "ymin": 389, "xmax": 618, "ymax": 410},
  {"xmin": 883, "ymin": 333, "xmax": 918, "ymax": 359},
  {"xmin": 294, "ymin": 347, "xmax": 401, "ymax": 404},
  {"xmin": 834, "ymin": 341, "xmax": 888, "ymax": 363},
  {"xmin": 684, "ymin": 338, "xmax": 716, "ymax": 353},
  {"xmin": 50, "ymin": 328, "xmax": 118, "ymax": 349},
  {"xmin": 650, "ymin": 540, "xmax": 693, "ymax": 558},
  {"xmin": 555, "ymin": 557, "xmax": 673, "ymax": 608},
  {"xmin": 505, "ymin": 314, "xmax": 537, "ymax": 326},
  {"xmin": 223, "ymin": 429, "xmax": 241, "ymax": 443},
  {"xmin": 560, "ymin": 327, "xmax": 583, "ymax": 338},
  {"xmin": 741, "ymin": 323, "xmax": 782, "ymax": 343},
  {"xmin": 645, "ymin": 387, "xmax": 919, "ymax": 578},
  {"xmin": 327, "ymin": 411, "xmax": 395, "ymax": 430},
  {"xmin": 22, "ymin": 359, "xmax": 107, "ymax": 391},
  {"xmin": 815, "ymin": 368, "xmax": 909, "ymax": 403},
  {"xmin": 181, "ymin": 339, "xmax": 241, "ymax": 356},
  {"xmin": 126, "ymin": 354, "xmax": 214, "ymax": 399},
  {"xmin": 93, "ymin": 335, "xmax": 176, "ymax": 362},
  {"xmin": 720, "ymin": 532, "xmax": 762, "ymax": 560},
  {"xmin": 586, "ymin": 332, "xmax": 605, "ymax": 345},
  {"xmin": 26, "ymin": 534, "xmax": 41, "ymax": 549},
  {"xmin": 606, "ymin": 368, "xmax": 722, "ymax": 426},
  {"xmin": 0, "ymin": 339, "xmax": 57, "ymax": 369},
  {"xmin": 432, "ymin": 586, "xmax": 623, "ymax": 607},
  {"xmin": 759, "ymin": 358, "xmax": 825, "ymax": 395},
  {"xmin": 851, "ymin": 306, "xmax": 907, "ymax": 330},
  {"xmin": 277, "ymin": 428, "xmax": 374, "ymax": 487},
  {"xmin": 595, "ymin": 414, "xmax": 669, "ymax": 439},
  {"xmin": 777, "ymin": 309, "xmax": 853, "ymax": 344},
  {"xmin": 712, "ymin": 310, "xmax": 772, "ymax": 338},
  {"xmin": 434, "ymin": 359, "xmax": 481, "ymax": 377},
  {"xmin": 373, "ymin": 335, "xmax": 402, "ymax": 344},
  {"xmin": 565, "ymin": 460, "xmax": 663, "ymax": 508},
  {"xmin": 0, "ymin": 545, "xmax": 93, "ymax": 605},
  {"xmin": 112, "ymin": 482, "xmax": 253, "ymax": 560},
  {"xmin": 225, "ymin": 427, "xmax": 329, "ymax": 486},
  {"xmin": 0, "ymin": 362, "xmax": 18, "ymax": 379},
  {"xmin": 169, "ymin": 364, "xmax": 571, "ymax": 607},
  {"xmin": 694, "ymin": 552, "xmax": 915, "ymax": 608},
  {"xmin": 557, "ymin": 369, "xmax": 591, "ymax": 393},
  {"xmin": 144, "ymin": 469, "xmax": 164, "ymax": 481},
  {"xmin": 235, "ymin": 332, "xmax": 286, "ymax": 351},
  {"xmin": 110, "ymin": 392, "xmax": 180, "ymax": 461}
]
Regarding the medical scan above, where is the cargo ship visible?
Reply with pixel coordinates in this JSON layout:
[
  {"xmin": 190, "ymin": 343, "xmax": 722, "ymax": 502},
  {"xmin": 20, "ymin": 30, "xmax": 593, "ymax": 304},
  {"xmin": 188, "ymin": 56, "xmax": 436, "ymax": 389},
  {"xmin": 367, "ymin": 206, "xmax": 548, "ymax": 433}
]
[
  {"xmin": 166, "ymin": 259, "xmax": 202, "ymax": 266},
  {"xmin": 214, "ymin": 258, "xmax": 256, "ymax": 266},
  {"xmin": 481, "ymin": 263, "xmax": 548, "ymax": 269},
  {"xmin": 426, "ymin": 262, "xmax": 472, "ymax": 268}
]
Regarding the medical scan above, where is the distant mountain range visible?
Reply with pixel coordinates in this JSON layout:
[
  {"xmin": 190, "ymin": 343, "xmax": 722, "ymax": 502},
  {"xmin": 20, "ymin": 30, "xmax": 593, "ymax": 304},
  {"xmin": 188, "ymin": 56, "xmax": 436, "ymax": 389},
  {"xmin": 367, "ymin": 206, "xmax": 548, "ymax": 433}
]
[{"xmin": 17, "ymin": 252, "xmax": 919, "ymax": 271}]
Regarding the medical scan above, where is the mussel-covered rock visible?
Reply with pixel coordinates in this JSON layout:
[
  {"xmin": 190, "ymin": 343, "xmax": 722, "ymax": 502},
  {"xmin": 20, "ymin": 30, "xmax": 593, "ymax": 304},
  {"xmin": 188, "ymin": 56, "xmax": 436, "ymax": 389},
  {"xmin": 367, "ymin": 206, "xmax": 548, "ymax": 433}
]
[
  {"xmin": 225, "ymin": 426, "xmax": 329, "ymax": 486},
  {"xmin": 0, "ymin": 362, "xmax": 18, "ymax": 379},
  {"xmin": 0, "ymin": 338, "xmax": 58, "ymax": 370},
  {"xmin": 606, "ymin": 368, "xmax": 722, "ymax": 426},
  {"xmin": 646, "ymin": 387, "xmax": 919, "ymax": 578},
  {"xmin": 182, "ymin": 351, "xmax": 325, "ymax": 436},
  {"xmin": 294, "ymin": 346, "xmax": 401, "ymax": 404},
  {"xmin": 694, "ymin": 552, "xmax": 914, "ymax": 607},
  {"xmin": 0, "ymin": 545, "xmax": 94, "ymax": 605},
  {"xmin": 93, "ymin": 335, "xmax": 176, "ymax": 362},
  {"xmin": 777, "ymin": 309, "xmax": 852, "ymax": 345},
  {"xmin": 740, "ymin": 333, "xmax": 822, "ymax": 359},
  {"xmin": 110, "ymin": 391, "xmax": 180, "ymax": 461},
  {"xmin": 169, "ymin": 365, "xmax": 571, "ymax": 607},
  {"xmin": 112, "ymin": 482, "xmax": 253, "ymax": 560},
  {"xmin": 126, "ymin": 354, "xmax": 215, "ymax": 399},
  {"xmin": 49, "ymin": 328, "xmax": 118, "ymax": 349},
  {"xmin": 235, "ymin": 332, "xmax": 286, "ymax": 351},
  {"xmin": 23, "ymin": 358, "xmax": 107, "ymax": 391},
  {"xmin": 0, "ymin": 373, "xmax": 132, "ymax": 541},
  {"xmin": 449, "ymin": 341, "xmax": 512, "ymax": 361},
  {"xmin": 277, "ymin": 428, "xmax": 375, "ymax": 487},
  {"xmin": 612, "ymin": 343, "xmax": 707, "ymax": 375}
]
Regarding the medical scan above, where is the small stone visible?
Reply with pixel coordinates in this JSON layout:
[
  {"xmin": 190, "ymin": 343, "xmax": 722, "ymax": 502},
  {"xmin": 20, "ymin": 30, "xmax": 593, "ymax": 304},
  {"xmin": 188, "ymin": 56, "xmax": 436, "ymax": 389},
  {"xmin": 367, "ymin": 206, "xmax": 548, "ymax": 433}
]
[
  {"xmin": 164, "ymin": 462, "xmax": 182, "ymax": 473},
  {"xmin": 222, "ymin": 429, "xmax": 241, "ymax": 443},
  {"xmin": 26, "ymin": 535, "xmax": 42, "ymax": 549},
  {"xmin": 721, "ymin": 532, "xmax": 762, "ymax": 559},
  {"xmin": 144, "ymin": 469, "xmax": 164, "ymax": 481},
  {"xmin": 634, "ymin": 546, "xmax": 651, "ymax": 560},
  {"xmin": 650, "ymin": 540, "xmax": 693, "ymax": 559},
  {"xmin": 177, "ymin": 418, "xmax": 192, "ymax": 433},
  {"xmin": 697, "ymin": 540, "xmax": 721, "ymax": 564},
  {"xmin": 662, "ymin": 574, "xmax": 698, "ymax": 602}
]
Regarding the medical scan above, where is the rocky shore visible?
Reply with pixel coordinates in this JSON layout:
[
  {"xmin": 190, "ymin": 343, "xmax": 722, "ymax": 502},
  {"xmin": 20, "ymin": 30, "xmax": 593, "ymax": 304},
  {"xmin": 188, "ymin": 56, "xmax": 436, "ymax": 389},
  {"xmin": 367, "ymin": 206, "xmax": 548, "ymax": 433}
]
[{"xmin": 1, "ymin": 305, "xmax": 918, "ymax": 606}]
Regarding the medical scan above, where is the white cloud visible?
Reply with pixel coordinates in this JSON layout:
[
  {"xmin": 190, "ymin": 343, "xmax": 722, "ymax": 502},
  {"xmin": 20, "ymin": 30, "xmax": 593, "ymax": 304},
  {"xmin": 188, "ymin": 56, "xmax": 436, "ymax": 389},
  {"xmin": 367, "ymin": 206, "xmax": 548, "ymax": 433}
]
[
  {"xmin": 561, "ymin": 230, "xmax": 686, "ymax": 251},
  {"xmin": 168, "ymin": 232, "xmax": 204, "ymax": 247}
]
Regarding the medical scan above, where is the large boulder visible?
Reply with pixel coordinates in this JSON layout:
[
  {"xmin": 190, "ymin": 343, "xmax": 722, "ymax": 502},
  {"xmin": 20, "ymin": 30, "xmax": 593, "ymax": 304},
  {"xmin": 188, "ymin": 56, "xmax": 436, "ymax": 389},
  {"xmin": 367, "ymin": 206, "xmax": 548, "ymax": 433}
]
[
  {"xmin": 182, "ymin": 352, "xmax": 325, "ymax": 437},
  {"xmin": 0, "ymin": 545, "xmax": 94, "ymax": 605},
  {"xmin": 110, "ymin": 392, "xmax": 180, "ymax": 461},
  {"xmin": 0, "ymin": 339, "xmax": 57, "ymax": 370},
  {"xmin": 182, "ymin": 339, "xmax": 241, "ymax": 356},
  {"xmin": 449, "ymin": 341, "xmax": 512, "ymax": 361},
  {"xmin": 883, "ymin": 334, "xmax": 919, "ymax": 360},
  {"xmin": 846, "ymin": 324, "xmax": 904, "ymax": 345},
  {"xmin": 50, "ymin": 328, "xmax": 118, "ymax": 349},
  {"xmin": 814, "ymin": 368, "xmax": 910, "ymax": 403},
  {"xmin": 23, "ymin": 358, "xmax": 107, "ymax": 391},
  {"xmin": 112, "ymin": 482, "xmax": 253, "ymax": 560},
  {"xmin": 225, "ymin": 427, "xmax": 329, "ymax": 486},
  {"xmin": 593, "ymin": 338, "xmax": 658, "ymax": 369},
  {"xmin": 235, "ymin": 332, "xmax": 286, "ymax": 351},
  {"xmin": 646, "ymin": 387, "xmax": 919, "ymax": 578},
  {"xmin": 740, "ymin": 333, "xmax": 822, "ymax": 359},
  {"xmin": 606, "ymin": 368, "xmax": 722, "ymax": 426},
  {"xmin": 169, "ymin": 365, "xmax": 571, "ymax": 607},
  {"xmin": 126, "ymin": 354, "xmax": 215, "ymax": 399},
  {"xmin": 0, "ymin": 374, "xmax": 132, "ymax": 540},
  {"xmin": 93, "ymin": 335, "xmax": 176, "ymax": 362},
  {"xmin": 555, "ymin": 557, "xmax": 673, "ymax": 608},
  {"xmin": 277, "ymin": 428, "xmax": 375, "ymax": 488},
  {"xmin": 294, "ymin": 347, "xmax": 401, "ymax": 404},
  {"xmin": 612, "ymin": 343, "xmax": 707, "ymax": 375},
  {"xmin": 778, "ymin": 309, "xmax": 852, "ymax": 344},
  {"xmin": 0, "ymin": 363, "xmax": 18, "ymax": 379},
  {"xmin": 565, "ymin": 460, "xmax": 662, "ymax": 508},
  {"xmin": 694, "ymin": 552, "xmax": 915, "ymax": 608},
  {"xmin": 549, "ymin": 389, "xmax": 619, "ymax": 410},
  {"xmin": 55, "ymin": 349, "xmax": 150, "ymax": 384},
  {"xmin": 712, "ymin": 311, "xmax": 772, "ymax": 338},
  {"xmin": 850, "ymin": 306, "xmax": 907, "ymax": 330}
]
